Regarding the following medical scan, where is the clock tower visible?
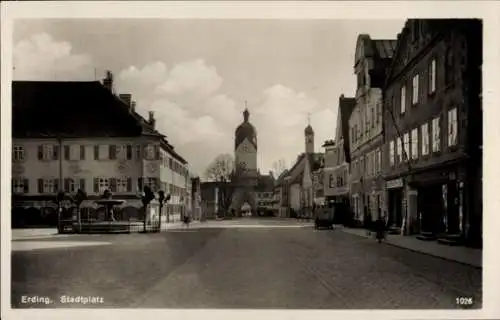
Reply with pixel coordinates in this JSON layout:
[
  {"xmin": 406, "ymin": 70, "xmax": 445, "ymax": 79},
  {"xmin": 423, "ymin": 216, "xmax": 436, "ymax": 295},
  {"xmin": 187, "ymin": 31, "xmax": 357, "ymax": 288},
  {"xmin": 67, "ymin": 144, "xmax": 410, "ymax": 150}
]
[{"xmin": 232, "ymin": 103, "xmax": 258, "ymax": 216}]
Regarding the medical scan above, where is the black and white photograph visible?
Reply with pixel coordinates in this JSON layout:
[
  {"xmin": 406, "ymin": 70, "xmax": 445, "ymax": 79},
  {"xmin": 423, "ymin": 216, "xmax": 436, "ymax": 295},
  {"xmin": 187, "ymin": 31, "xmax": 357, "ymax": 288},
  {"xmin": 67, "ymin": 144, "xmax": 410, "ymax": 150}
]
[{"xmin": 1, "ymin": 2, "xmax": 498, "ymax": 320}]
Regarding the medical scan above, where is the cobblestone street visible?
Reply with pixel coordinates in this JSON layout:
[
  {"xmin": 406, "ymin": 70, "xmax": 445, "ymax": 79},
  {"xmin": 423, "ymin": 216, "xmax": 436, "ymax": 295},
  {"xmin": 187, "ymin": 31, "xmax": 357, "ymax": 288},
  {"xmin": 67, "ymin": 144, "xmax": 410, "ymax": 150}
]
[{"xmin": 11, "ymin": 219, "xmax": 482, "ymax": 309}]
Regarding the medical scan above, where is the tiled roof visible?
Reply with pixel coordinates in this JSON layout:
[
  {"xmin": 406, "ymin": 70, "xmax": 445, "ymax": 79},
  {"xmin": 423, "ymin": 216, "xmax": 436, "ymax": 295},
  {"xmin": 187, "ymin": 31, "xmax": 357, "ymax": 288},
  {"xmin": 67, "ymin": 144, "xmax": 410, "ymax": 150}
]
[{"xmin": 12, "ymin": 81, "xmax": 146, "ymax": 138}]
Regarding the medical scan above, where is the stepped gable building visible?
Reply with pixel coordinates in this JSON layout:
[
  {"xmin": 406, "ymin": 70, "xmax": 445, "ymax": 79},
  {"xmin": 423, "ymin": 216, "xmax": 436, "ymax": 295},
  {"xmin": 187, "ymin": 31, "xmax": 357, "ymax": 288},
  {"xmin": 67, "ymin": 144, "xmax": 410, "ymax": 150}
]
[
  {"xmin": 382, "ymin": 19, "xmax": 482, "ymax": 247},
  {"xmin": 231, "ymin": 104, "xmax": 259, "ymax": 216},
  {"xmin": 11, "ymin": 72, "xmax": 190, "ymax": 227},
  {"xmin": 348, "ymin": 34, "xmax": 397, "ymax": 226}
]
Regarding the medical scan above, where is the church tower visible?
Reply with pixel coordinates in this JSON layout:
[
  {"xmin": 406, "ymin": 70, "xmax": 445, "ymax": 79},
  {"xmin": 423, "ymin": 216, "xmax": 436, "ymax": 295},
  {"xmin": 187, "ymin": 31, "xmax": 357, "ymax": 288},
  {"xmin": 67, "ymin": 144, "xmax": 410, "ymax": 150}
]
[
  {"xmin": 305, "ymin": 115, "xmax": 315, "ymax": 154},
  {"xmin": 232, "ymin": 102, "xmax": 258, "ymax": 216}
]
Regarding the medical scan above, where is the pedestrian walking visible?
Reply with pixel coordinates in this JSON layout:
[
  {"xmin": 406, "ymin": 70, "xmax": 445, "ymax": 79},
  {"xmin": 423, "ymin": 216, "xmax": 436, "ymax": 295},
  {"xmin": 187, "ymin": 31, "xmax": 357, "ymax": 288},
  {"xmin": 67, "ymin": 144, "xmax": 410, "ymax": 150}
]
[{"xmin": 375, "ymin": 216, "xmax": 386, "ymax": 244}]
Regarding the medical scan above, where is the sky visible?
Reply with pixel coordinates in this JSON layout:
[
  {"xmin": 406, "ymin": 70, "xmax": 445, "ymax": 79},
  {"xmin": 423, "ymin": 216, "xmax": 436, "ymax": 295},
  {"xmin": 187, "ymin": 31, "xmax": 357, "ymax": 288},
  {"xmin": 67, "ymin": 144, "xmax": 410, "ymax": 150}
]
[{"xmin": 13, "ymin": 19, "xmax": 404, "ymax": 176}]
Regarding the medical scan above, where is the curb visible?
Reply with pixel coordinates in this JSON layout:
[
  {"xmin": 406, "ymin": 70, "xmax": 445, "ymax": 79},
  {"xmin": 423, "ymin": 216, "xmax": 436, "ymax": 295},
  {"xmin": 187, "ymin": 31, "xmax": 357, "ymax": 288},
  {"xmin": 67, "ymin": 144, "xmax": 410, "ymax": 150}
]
[{"xmin": 336, "ymin": 226, "xmax": 482, "ymax": 269}]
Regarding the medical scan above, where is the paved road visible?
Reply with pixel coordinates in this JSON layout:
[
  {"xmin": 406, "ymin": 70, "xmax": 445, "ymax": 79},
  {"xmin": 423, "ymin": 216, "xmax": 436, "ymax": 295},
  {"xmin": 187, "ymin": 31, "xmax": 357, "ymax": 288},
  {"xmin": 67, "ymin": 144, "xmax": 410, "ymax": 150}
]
[{"xmin": 11, "ymin": 219, "xmax": 482, "ymax": 309}]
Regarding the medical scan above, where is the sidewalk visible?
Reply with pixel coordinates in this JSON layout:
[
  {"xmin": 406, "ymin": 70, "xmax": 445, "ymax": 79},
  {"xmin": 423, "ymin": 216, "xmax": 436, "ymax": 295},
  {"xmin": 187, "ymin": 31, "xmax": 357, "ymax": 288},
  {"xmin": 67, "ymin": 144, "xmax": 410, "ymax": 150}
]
[
  {"xmin": 11, "ymin": 228, "xmax": 62, "ymax": 240},
  {"xmin": 335, "ymin": 225, "xmax": 482, "ymax": 268}
]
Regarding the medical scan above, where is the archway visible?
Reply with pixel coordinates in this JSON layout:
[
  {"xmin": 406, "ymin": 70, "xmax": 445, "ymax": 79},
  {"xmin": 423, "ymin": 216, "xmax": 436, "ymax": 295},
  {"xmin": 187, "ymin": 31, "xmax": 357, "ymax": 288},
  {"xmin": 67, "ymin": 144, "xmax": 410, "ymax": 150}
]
[{"xmin": 231, "ymin": 187, "xmax": 257, "ymax": 217}]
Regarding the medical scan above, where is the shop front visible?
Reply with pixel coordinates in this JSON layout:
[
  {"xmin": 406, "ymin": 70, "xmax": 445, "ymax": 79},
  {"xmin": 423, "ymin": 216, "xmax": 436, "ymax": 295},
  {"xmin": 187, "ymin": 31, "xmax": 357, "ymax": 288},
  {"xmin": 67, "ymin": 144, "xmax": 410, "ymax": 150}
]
[
  {"xmin": 411, "ymin": 165, "xmax": 466, "ymax": 238},
  {"xmin": 385, "ymin": 178, "xmax": 404, "ymax": 230}
]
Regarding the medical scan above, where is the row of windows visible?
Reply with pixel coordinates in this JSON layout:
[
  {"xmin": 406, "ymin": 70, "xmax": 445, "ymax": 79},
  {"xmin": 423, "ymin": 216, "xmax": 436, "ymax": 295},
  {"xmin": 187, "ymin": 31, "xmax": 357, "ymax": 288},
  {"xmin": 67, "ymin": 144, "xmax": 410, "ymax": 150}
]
[
  {"xmin": 12, "ymin": 144, "xmax": 189, "ymax": 177},
  {"xmin": 12, "ymin": 177, "xmax": 187, "ymax": 196},
  {"xmin": 351, "ymin": 146, "xmax": 383, "ymax": 179},
  {"xmin": 388, "ymin": 108, "xmax": 458, "ymax": 166},
  {"xmin": 351, "ymin": 100, "xmax": 383, "ymax": 146},
  {"xmin": 400, "ymin": 58, "xmax": 437, "ymax": 114}
]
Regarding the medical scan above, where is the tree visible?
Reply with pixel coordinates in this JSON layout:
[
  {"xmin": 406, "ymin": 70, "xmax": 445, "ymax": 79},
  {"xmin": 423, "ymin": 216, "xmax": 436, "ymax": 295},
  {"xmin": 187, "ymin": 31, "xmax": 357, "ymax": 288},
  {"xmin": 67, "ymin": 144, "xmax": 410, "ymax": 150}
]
[
  {"xmin": 272, "ymin": 158, "xmax": 288, "ymax": 177},
  {"xmin": 205, "ymin": 153, "xmax": 242, "ymax": 217},
  {"xmin": 157, "ymin": 190, "xmax": 171, "ymax": 232},
  {"xmin": 55, "ymin": 191, "xmax": 67, "ymax": 234},
  {"xmin": 141, "ymin": 185, "xmax": 156, "ymax": 232}
]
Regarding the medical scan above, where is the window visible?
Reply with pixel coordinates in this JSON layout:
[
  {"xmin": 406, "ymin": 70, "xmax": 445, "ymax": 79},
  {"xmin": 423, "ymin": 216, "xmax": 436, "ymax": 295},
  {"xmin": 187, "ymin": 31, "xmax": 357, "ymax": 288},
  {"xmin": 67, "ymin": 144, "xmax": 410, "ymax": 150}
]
[
  {"xmin": 421, "ymin": 123, "xmax": 430, "ymax": 156},
  {"xmin": 94, "ymin": 178, "xmax": 110, "ymax": 193},
  {"xmin": 329, "ymin": 174, "xmax": 335, "ymax": 188},
  {"xmin": 145, "ymin": 145, "xmax": 155, "ymax": 160},
  {"xmin": 38, "ymin": 144, "xmax": 58, "ymax": 161},
  {"xmin": 126, "ymin": 145, "xmax": 133, "ymax": 160},
  {"xmin": 64, "ymin": 145, "xmax": 82, "ymax": 161},
  {"xmin": 448, "ymin": 108, "xmax": 458, "ymax": 147},
  {"xmin": 432, "ymin": 116, "xmax": 441, "ymax": 152},
  {"xmin": 39, "ymin": 178, "xmax": 57, "ymax": 193},
  {"xmin": 412, "ymin": 74, "xmax": 419, "ymax": 105},
  {"xmin": 13, "ymin": 145, "xmax": 25, "ymax": 162},
  {"xmin": 64, "ymin": 178, "xmax": 85, "ymax": 193},
  {"xmin": 403, "ymin": 133, "xmax": 410, "ymax": 162},
  {"xmin": 116, "ymin": 177, "xmax": 131, "ymax": 193},
  {"xmin": 429, "ymin": 59, "xmax": 436, "ymax": 93},
  {"xmin": 400, "ymin": 86, "xmax": 406, "ymax": 114},
  {"xmin": 12, "ymin": 177, "xmax": 28, "ymax": 193},
  {"xmin": 411, "ymin": 128, "xmax": 419, "ymax": 160},
  {"xmin": 396, "ymin": 138, "xmax": 402, "ymax": 164}
]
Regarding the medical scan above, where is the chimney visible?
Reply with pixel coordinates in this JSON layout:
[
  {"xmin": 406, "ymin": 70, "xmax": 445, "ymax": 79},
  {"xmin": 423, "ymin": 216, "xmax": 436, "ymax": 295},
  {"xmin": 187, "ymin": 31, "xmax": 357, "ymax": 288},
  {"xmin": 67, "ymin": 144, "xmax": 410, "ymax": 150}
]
[
  {"xmin": 148, "ymin": 111, "xmax": 156, "ymax": 129},
  {"xmin": 119, "ymin": 93, "xmax": 132, "ymax": 107},
  {"xmin": 102, "ymin": 70, "xmax": 114, "ymax": 91},
  {"xmin": 130, "ymin": 101, "xmax": 136, "ymax": 113}
]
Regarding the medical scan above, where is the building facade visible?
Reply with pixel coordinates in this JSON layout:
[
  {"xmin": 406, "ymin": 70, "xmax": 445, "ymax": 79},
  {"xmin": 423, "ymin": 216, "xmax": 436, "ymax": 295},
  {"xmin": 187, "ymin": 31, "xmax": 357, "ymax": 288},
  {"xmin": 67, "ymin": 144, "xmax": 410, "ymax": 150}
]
[
  {"xmin": 382, "ymin": 19, "xmax": 482, "ymax": 247},
  {"xmin": 348, "ymin": 35, "xmax": 397, "ymax": 226},
  {"xmin": 278, "ymin": 123, "xmax": 324, "ymax": 218},
  {"xmin": 11, "ymin": 75, "xmax": 190, "ymax": 226},
  {"xmin": 323, "ymin": 95, "xmax": 356, "ymax": 207}
]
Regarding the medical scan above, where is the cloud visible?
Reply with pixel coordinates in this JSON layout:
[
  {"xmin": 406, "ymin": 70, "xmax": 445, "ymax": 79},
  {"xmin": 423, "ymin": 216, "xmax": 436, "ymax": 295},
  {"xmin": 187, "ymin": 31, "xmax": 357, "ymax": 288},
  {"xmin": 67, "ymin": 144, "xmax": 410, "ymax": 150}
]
[
  {"xmin": 13, "ymin": 33, "xmax": 337, "ymax": 176},
  {"xmin": 13, "ymin": 33, "xmax": 93, "ymax": 81}
]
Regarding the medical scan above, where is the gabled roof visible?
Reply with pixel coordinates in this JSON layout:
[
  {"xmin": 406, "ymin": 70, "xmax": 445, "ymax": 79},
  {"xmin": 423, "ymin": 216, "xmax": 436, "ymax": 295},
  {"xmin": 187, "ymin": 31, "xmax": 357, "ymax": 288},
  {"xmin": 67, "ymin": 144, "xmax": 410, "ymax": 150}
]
[
  {"xmin": 288, "ymin": 152, "xmax": 324, "ymax": 185},
  {"xmin": 12, "ymin": 81, "xmax": 145, "ymax": 138},
  {"xmin": 339, "ymin": 95, "xmax": 356, "ymax": 163}
]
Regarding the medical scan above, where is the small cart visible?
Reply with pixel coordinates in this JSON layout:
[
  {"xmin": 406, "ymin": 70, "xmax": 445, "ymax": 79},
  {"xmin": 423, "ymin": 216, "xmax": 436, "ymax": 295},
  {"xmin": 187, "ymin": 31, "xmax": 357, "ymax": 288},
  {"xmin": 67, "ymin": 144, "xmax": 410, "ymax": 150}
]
[{"xmin": 314, "ymin": 205, "xmax": 334, "ymax": 230}]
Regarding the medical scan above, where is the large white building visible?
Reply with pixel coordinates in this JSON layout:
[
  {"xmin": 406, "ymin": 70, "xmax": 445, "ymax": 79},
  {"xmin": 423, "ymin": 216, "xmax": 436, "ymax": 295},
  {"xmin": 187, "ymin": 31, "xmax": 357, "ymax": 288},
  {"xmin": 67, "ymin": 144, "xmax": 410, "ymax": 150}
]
[{"xmin": 11, "ymin": 74, "xmax": 190, "ymax": 226}]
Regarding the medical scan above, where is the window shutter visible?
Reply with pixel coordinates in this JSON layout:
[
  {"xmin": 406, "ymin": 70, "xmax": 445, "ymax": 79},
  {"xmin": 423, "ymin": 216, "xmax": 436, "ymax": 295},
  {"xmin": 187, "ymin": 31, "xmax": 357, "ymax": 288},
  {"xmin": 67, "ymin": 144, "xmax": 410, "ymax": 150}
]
[
  {"xmin": 94, "ymin": 178, "xmax": 99, "ymax": 193},
  {"xmin": 53, "ymin": 145, "xmax": 60, "ymax": 161},
  {"xmin": 127, "ymin": 177, "xmax": 132, "ymax": 192},
  {"xmin": 138, "ymin": 177, "xmax": 143, "ymax": 191},
  {"xmin": 80, "ymin": 145, "xmax": 86, "ymax": 160},
  {"xmin": 110, "ymin": 178, "xmax": 117, "ymax": 192},
  {"xmin": 38, "ymin": 179, "xmax": 44, "ymax": 193},
  {"xmin": 24, "ymin": 179, "xmax": 29, "ymax": 193},
  {"xmin": 94, "ymin": 145, "xmax": 99, "ymax": 160},
  {"xmin": 64, "ymin": 146, "xmax": 70, "ymax": 160},
  {"xmin": 109, "ymin": 145, "xmax": 116, "ymax": 160},
  {"xmin": 64, "ymin": 178, "xmax": 70, "ymax": 192},
  {"xmin": 80, "ymin": 179, "xmax": 86, "ymax": 192},
  {"xmin": 154, "ymin": 145, "xmax": 160, "ymax": 160},
  {"xmin": 53, "ymin": 179, "xmax": 59, "ymax": 193},
  {"xmin": 38, "ymin": 145, "xmax": 43, "ymax": 160},
  {"xmin": 126, "ymin": 145, "xmax": 132, "ymax": 160}
]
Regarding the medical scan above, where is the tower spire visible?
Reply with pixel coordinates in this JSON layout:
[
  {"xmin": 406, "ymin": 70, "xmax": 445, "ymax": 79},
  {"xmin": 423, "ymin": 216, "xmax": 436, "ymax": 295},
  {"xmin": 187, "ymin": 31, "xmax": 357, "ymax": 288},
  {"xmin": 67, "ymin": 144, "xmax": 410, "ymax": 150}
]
[
  {"xmin": 307, "ymin": 112, "xmax": 311, "ymax": 126},
  {"xmin": 243, "ymin": 100, "xmax": 249, "ymax": 122}
]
